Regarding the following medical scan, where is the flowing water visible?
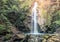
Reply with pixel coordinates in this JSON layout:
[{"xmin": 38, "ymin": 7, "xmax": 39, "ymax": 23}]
[
  {"xmin": 31, "ymin": 2, "xmax": 38, "ymax": 34},
  {"xmin": 28, "ymin": 2, "xmax": 44, "ymax": 42}
]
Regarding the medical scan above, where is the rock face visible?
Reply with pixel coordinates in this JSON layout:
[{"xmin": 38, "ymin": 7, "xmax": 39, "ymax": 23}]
[
  {"xmin": 48, "ymin": 35, "xmax": 60, "ymax": 42},
  {"xmin": 35, "ymin": 0, "xmax": 51, "ymax": 31},
  {"xmin": 43, "ymin": 35, "xmax": 60, "ymax": 42},
  {"xmin": 47, "ymin": 35, "xmax": 60, "ymax": 42},
  {"xmin": 32, "ymin": 0, "xmax": 60, "ymax": 31}
]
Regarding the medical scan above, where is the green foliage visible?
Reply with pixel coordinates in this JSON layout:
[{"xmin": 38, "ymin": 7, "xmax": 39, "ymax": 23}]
[
  {"xmin": 0, "ymin": 24, "xmax": 6, "ymax": 32},
  {"xmin": 45, "ymin": 3, "xmax": 60, "ymax": 33},
  {"xmin": 52, "ymin": 10, "xmax": 60, "ymax": 25},
  {"xmin": 0, "ymin": 24, "xmax": 12, "ymax": 34},
  {"xmin": 4, "ymin": 34, "xmax": 12, "ymax": 40},
  {"xmin": 52, "ymin": 10, "xmax": 60, "ymax": 21},
  {"xmin": 54, "ymin": 20, "xmax": 60, "ymax": 25},
  {"xmin": 0, "ymin": 0, "xmax": 31, "ymax": 34},
  {"xmin": 45, "ymin": 23, "xmax": 57, "ymax": 33},
  {"xmin": 0, "ymin": 0, "xmax": 19, "ymax": 34}
]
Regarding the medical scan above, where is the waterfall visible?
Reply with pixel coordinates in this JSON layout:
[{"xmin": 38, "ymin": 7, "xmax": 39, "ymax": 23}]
[
  {"xmin": 28, "ymin": 2, "xmax": 44, "ymax": 42},
  {"xmin": 31, "ymin": 2, "xmax": 38, "ymax": 34}
]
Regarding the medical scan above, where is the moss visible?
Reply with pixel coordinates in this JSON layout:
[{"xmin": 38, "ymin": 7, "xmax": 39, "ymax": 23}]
[{"xmin": 4, "ymin": 34, "xmax": 12, "ymax": 40}]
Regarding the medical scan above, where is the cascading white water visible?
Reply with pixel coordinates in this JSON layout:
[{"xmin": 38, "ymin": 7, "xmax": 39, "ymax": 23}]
[
  {"xmin": 28, "ymin": 2, "xmax": 44, "ymax": 42},
  {"xmin": 31, "ymin": 2, "xmax": 38, "ymax": 34}
]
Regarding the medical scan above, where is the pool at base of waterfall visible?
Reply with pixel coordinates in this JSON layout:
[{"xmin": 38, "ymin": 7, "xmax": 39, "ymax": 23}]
[
  {"xmin": 27, "ymin": 33, "xmax": 44, "ymax": 42},
  {"xmin": 26, "ymin": 33, "xmax": 45, "ymax": 35}
]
